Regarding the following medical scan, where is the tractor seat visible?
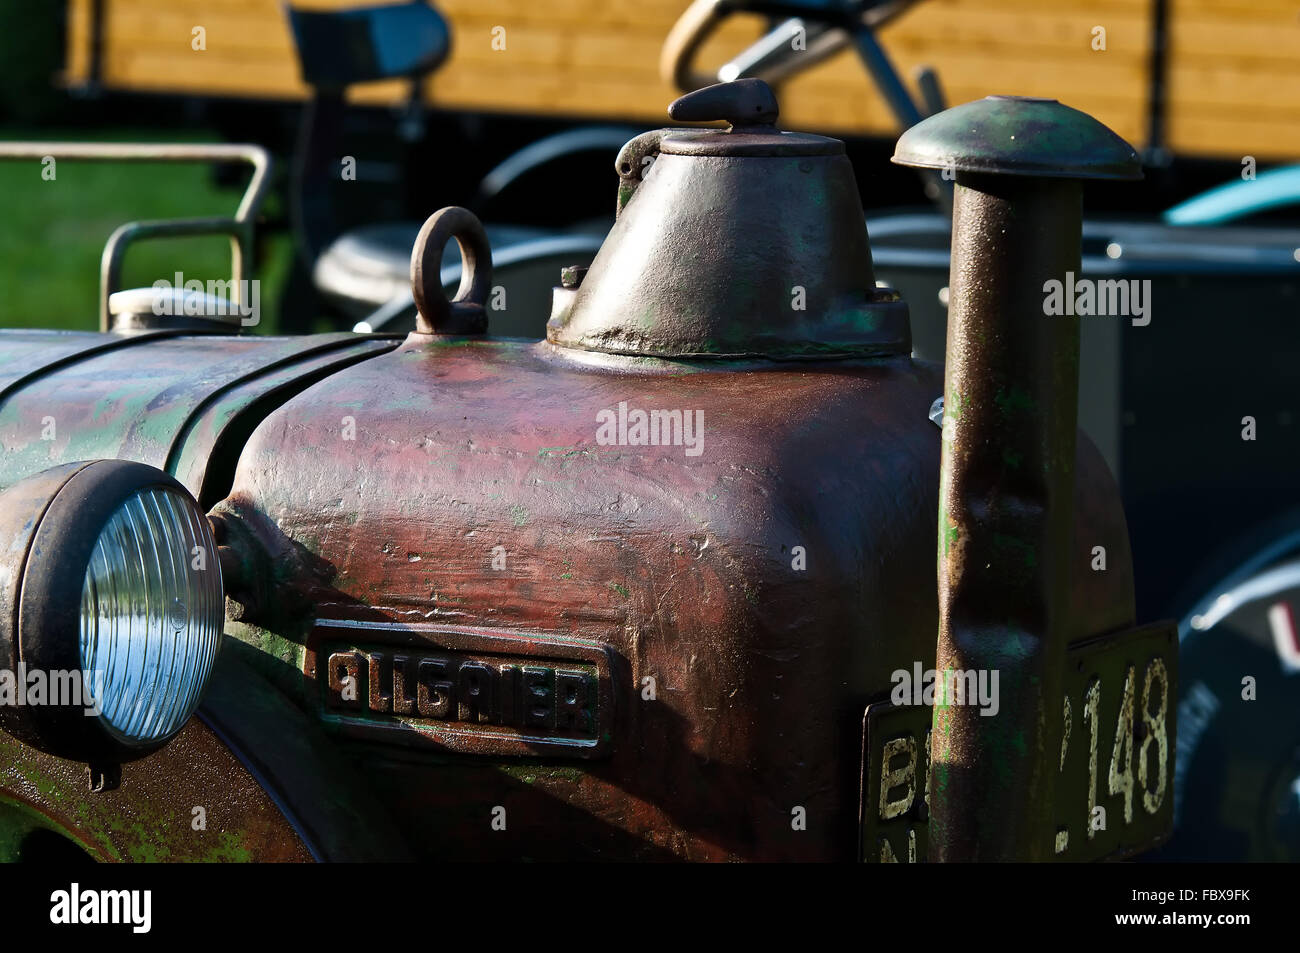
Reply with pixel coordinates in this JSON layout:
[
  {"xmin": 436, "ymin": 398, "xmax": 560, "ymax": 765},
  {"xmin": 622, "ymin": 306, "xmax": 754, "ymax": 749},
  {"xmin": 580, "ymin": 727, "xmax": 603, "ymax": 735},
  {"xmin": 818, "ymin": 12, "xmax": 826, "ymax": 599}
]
[
  {"xmin": 285, "ymin": 3, "xmax": 613, "ymax": 336},
  {"xmin": 314, "ymin": 222, "xmax": 550, "ymax": 317},
  {"xmin": 290, "ymin": 2, "xmax": 450, "ymax": 87},
  {"xmin": 313, "ymin": 219, "xmax": 610, "ymax": 337}
]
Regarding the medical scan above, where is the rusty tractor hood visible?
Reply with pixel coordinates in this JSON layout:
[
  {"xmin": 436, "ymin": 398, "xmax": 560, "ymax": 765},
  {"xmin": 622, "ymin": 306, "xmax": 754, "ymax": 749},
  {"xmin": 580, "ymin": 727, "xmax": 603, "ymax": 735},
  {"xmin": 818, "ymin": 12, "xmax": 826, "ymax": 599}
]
[
  {"xmin": 0, "ymin": 83, "xmax": 1149, "ymax": 863},
  {"xmin": 209, "ymin": 332, "xmax": 1135, "ymax": 861},
  {"xmin": 0, "ymin": 329, "xmax": 397, "ymax": 508}
]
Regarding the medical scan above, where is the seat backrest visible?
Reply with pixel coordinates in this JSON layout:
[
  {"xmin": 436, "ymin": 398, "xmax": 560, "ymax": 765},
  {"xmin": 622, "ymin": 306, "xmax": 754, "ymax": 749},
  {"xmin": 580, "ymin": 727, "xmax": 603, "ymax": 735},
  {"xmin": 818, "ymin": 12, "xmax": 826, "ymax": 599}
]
[{"xmin": 286, "ymin": 1, "xmax": 451, "ymax": 88}]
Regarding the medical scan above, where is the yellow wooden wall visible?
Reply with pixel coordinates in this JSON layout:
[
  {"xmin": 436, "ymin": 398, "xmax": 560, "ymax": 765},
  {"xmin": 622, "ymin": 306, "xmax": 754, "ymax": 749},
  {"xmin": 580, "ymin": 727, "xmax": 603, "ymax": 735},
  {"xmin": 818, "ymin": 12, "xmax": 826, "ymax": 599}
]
[{"xmin": 62, "ymin": 0, "xmax": 1300, "ymax": 159}]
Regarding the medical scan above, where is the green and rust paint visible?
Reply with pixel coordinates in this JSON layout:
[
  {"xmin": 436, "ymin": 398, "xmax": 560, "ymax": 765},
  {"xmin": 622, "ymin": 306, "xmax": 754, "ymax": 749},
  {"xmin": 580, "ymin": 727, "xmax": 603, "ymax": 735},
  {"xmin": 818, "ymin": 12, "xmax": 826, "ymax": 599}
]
[
  {"xmin": 895, "ymin": 96, "xmax": 1142, "ymax": 861},
  {"xmin": 0, "ymin": 86, "xmax": 1146, "ymax": 862}
]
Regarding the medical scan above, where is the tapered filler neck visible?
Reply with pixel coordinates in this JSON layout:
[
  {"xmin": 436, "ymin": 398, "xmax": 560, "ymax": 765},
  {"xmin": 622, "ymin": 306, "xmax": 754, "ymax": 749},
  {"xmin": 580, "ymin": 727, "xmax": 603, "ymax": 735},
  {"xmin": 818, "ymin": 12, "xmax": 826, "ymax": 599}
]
[{"xmin": 545, "ymin": 79, "xmax": 911, "ymax": 360}]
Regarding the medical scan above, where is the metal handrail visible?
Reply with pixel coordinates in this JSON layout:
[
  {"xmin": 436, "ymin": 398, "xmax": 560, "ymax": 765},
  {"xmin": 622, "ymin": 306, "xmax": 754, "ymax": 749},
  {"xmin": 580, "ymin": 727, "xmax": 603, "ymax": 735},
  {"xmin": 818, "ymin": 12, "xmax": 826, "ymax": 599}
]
[{"xmin": 0, "ymin": 142, "xmax": 272, "ymax": 331}]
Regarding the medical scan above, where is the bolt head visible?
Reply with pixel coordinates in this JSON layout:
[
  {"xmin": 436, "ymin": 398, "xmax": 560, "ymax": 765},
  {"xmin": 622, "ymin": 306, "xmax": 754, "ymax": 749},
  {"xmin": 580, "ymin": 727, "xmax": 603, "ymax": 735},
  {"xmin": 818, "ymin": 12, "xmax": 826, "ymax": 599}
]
[{"xmin": 560, "ymin": 265, "xmax": 589, "ymax": 289}]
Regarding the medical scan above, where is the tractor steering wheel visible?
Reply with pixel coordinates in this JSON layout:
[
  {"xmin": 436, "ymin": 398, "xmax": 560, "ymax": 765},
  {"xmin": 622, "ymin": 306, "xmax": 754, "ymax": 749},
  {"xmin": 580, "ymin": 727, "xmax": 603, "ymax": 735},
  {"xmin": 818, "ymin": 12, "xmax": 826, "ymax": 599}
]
[{"xmin": 660, "ymin": 0, "xmax": 922, "ymax": 93}]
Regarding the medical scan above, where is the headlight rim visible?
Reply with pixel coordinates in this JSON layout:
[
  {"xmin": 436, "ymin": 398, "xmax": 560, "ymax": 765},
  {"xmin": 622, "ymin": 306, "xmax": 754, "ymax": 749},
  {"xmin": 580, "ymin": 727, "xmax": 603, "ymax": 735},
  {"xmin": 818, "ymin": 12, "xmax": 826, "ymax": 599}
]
[{"xmin": 2, "ymin": 459, "xmax": 223, "ymax": 764}]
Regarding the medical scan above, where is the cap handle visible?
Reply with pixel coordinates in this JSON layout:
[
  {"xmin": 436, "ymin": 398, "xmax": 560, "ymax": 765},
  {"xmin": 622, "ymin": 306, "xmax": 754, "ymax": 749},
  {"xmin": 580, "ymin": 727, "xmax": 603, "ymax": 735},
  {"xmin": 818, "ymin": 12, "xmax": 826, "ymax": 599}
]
[{"xmin": 668, "ymin": 78, "xmax": 779, "ymax": 129}]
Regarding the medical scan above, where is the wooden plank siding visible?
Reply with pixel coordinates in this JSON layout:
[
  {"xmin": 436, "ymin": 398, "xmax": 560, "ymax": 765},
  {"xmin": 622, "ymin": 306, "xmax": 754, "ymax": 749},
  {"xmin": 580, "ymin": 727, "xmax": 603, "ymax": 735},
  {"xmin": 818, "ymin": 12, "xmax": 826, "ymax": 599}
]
[{"xmin": 62, "ymin": 0, "xmax": 1300, "ymax": 159}]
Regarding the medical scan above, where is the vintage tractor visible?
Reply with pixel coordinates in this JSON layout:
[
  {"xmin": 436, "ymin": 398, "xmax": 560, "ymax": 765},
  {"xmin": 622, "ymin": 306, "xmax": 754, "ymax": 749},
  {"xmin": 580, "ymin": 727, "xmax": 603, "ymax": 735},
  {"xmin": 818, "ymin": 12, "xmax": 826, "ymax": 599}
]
[{"xmin": 0, "ymin": 80, "xmax": 1181, "ymax": 861}]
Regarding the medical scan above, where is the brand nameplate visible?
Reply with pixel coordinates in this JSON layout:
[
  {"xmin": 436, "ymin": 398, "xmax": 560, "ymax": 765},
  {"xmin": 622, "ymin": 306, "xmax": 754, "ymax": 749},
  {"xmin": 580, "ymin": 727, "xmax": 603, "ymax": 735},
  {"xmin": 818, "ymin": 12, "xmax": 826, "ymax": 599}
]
[{"xmin": 306, "ymin": 621, "xmax": 615, "ymax": 758}]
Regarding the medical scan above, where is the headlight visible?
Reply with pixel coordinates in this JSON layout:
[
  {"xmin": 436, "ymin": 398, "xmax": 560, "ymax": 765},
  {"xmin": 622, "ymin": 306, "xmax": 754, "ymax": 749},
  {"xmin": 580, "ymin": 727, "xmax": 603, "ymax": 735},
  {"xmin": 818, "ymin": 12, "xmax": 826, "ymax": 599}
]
[
  {"xmin": 80, "ymin": 484, "xmax": 224, "ymax": 745},
  {"xmin": 0, "ymin": 460, "xmax": 223, "ymax": 768}
]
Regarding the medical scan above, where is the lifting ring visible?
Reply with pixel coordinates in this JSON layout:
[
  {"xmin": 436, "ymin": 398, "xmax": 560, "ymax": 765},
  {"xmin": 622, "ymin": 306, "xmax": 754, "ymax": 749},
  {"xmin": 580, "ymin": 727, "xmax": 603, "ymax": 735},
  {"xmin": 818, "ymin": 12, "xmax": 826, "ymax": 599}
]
[{"xmin": 410, "ymin": 206, "xmax": 493, "ymax": 335}]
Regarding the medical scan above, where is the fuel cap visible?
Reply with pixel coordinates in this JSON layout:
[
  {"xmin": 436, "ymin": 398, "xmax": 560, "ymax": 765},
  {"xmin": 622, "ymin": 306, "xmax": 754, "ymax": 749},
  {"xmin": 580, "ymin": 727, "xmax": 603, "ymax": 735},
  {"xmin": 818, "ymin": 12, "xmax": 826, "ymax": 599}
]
[{"xmin": 659, "ymin": 78, "xmax": 842, "ymax": 157}]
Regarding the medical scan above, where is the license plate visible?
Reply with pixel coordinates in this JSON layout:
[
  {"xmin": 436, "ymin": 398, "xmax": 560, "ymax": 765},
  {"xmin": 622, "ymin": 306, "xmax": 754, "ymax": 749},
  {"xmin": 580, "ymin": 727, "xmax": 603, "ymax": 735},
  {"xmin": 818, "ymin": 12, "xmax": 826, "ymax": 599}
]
[{"xmin": 860, "ymin": 622, "xmax": 1178, "ymax": 862}]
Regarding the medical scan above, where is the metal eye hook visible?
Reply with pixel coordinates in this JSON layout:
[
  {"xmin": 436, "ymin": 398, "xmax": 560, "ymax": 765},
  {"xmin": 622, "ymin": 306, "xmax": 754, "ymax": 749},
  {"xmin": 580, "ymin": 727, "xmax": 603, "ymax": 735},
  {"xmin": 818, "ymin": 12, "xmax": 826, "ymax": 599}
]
[{"xmin": 410, "ymin": 206, "xmax": 494, "ymax": 335}]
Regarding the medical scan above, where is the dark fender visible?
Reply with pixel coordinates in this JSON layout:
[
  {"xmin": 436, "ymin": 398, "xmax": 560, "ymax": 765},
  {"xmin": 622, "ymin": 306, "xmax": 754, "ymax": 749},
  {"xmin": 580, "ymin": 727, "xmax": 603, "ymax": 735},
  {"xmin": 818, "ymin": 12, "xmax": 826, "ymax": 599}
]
[{"xmin": 0, "ymin": 642, "xmax": 410, "ymax": 862}]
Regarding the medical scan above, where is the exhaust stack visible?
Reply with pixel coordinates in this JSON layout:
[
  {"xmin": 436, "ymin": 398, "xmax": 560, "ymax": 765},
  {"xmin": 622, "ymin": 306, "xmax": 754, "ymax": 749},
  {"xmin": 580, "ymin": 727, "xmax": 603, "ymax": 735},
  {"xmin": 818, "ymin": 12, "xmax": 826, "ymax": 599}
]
[{"xmin": 894, "ymin": 96, "xmax": 1141, "ymax": 861}]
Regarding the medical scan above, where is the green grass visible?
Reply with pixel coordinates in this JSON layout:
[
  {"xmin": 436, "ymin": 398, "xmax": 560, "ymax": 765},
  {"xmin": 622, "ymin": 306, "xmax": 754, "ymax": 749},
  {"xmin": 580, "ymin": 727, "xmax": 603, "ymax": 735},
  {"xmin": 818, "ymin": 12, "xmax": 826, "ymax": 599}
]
[{"xmin": 0, "ymin": 127, "xmax": 291, "ymax": 332}]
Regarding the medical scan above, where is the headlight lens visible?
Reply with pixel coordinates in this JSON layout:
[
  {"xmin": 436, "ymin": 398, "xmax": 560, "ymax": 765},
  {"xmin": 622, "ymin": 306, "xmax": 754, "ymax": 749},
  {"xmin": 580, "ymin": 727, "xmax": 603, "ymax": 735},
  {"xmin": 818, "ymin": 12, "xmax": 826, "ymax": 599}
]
[{"xmin": 79, "ymin": 485, "xmax": 223, "ymax": 746}]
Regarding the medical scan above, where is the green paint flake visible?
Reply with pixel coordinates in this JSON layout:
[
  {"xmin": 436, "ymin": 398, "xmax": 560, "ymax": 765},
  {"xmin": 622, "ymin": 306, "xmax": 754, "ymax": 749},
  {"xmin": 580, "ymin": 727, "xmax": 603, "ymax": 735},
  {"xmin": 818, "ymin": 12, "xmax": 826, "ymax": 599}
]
[
  {"xmin": 940, "ymin": 513, "xmax": 959, "ymax": 556},
  {"xmin": 607, "ymin": 581, "xmax": 629, "ymax": 598},
  {"xmin": 198, "ymin": 830, "xmax": 254, "ymax": 863},
  {"xmin": 125, "ymin": 824, "xmax": 173, "ymax": 863},
  {"xmin": 498, "ymin": 764, "xmax": 585, "ymax": 784},
  {"xmin": 508, "ymin": 504, "xmax": 529, "ymax": 527},
  {"xmin": 635, "ymin": 305, "xmax": 657, "ymax": 332},
  {"xmin": 88, "ymin": 385, "xmax": 138, "ymax": 423}
]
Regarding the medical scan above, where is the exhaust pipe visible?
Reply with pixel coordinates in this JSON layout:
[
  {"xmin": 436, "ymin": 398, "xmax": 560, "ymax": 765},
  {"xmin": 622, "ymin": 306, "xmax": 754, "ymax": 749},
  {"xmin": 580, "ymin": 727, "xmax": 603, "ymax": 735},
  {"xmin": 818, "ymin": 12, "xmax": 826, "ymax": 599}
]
[{"xmin": 894, "ymin": 96, "xmax": 1141, "ymax": 860}]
